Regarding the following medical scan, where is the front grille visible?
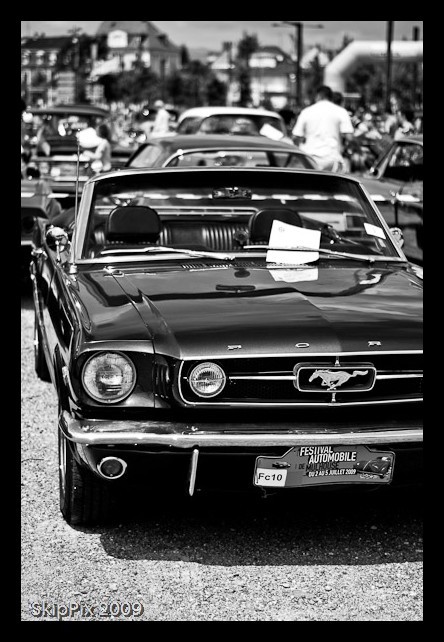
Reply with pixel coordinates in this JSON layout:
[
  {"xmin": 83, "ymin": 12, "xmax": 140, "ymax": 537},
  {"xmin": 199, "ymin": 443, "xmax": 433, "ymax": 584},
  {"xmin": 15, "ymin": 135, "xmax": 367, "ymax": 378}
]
[
  {"xmin": 179, "ymin": 352, "xmax": 423, "ymax": 406},
  {"xmin": 154, "ymin": 362, "xmax": 171, "ymax": 399}
]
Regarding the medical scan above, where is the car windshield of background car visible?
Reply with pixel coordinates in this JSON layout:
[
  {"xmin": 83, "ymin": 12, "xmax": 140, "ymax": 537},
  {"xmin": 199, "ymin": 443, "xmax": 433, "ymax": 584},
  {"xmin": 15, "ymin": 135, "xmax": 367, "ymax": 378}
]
[
  {"xmin": 167, "ymin": 150, "xmax": 314, "ymax": 169},
  {"xmin": 129, "ymin": 144, "xmax": 165, "ymax": 168},
  {"xmin": 177, "ymin": 115, "xmax": 286, "ymax": 137}
]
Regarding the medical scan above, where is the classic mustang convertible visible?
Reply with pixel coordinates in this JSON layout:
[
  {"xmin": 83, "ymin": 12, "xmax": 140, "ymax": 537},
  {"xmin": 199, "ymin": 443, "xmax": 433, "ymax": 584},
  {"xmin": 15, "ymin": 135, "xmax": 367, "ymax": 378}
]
[{"xmin": 30, "ymin": 167, "xmax": 423, "ymax": 525}]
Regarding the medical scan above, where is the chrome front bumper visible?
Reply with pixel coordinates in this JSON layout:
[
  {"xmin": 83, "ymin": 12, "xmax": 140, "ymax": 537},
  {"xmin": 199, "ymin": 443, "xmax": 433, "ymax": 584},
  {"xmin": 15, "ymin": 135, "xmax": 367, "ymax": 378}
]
[{"xmin": 61, "ymin": 411, "xmax": 423, "ymax": 448}]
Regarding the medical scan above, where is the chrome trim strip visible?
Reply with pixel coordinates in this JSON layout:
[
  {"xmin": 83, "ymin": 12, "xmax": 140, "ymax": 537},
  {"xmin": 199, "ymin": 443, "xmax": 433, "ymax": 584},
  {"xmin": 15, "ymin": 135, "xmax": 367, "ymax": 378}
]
[
  {"xmin": 61, "ymin": 413, "xmax": 423, "ymax": 448},
  {"xmin": 358, "ymin": 182, "xmax": 407, "ymax": 261},
  {"xmin": 377, "ymin": 373, "xmax": 423, "ymax": 380},
  {"xmin": 179, "ymin": 350, "xmax": 423, "ymax": 360},
  {"xmin": 188, "ymin": 449, "xmax": 199, "ymax": 496},
  {"xmin": 177, "ymin": 398, "xmax": 421, "ymax": 408},
  {"xmin": 230, "ymin": 375, "xmax": 296, "ymax": 380},
  {"xmin": 229, "ymin": 373, "xmax": 423, "ymax": 381},
  {"xmin": 77, "ymin": 340, "xmax": 154, "ymax": 355}
]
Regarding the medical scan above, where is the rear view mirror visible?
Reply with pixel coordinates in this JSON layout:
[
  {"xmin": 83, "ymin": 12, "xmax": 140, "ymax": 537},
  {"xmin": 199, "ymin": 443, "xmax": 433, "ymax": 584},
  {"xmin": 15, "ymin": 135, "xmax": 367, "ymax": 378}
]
[
  {"xmin": 46, "ymin": 226, "xmax": 70, "ymax": 262},
  {"xmin": 389, "ymin": 227, "xmax": 405, "ymax": 248}
]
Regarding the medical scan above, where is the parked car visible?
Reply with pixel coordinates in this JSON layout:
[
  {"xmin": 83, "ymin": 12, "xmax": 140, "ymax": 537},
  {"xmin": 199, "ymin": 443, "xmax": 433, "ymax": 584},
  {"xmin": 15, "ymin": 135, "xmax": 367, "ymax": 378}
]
[
  {"xmin": 21, "ymin": 178, "xmax": 62, "ymax": 281},
  {"xmin": 23, "ymin": 104, "xmax": 134, "ymax": 207},
  {"xmin": 31, "ymin": 166, "xmax": 422, "ymax": 525},
  {"xmin": 359, "ymin": 136, "xmax": 423, "ymax": 264},
  {"xmin": 175, "ymin": 106, "xmax": 293, "ymax": 143},
  {"xmin": 125, "ymin": 134, "xmax": 317, "ymax": 170}
]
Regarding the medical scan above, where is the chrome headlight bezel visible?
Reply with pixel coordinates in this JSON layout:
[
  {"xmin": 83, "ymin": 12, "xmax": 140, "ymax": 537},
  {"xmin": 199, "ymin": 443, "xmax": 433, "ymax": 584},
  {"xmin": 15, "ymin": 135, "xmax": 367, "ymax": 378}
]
[
  {"xmin": 188, "ymin": 361, "xmax": 227, "ymax": 398},
  {"xmin": 81, "ymin": 351, "xmax": 137, "ymax": 404}
]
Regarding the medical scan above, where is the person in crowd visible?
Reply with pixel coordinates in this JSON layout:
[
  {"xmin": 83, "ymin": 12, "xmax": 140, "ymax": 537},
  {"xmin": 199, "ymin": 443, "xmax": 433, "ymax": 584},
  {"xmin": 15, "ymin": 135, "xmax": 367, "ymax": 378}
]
[
  {"xmin": 33, "ymin": 114, "xmax": 52, "ymax": 157},
  {"xmin": 292, "ymin": 85, "xmax": 354, "ymax": 172},
  {"xmin": 394, "ymin": 109, "xmax": 415, "ymax": 140},
  {"xmin": 151, "ymin": 100, "xmax": 171, "ymax": 136},
  {"xmin": 354, "ymin": 112, "xmax": 382, "ymax": 141},
  {"xmin": 82, "ymin": 123, "xmax": 112, "ymax": 173}
]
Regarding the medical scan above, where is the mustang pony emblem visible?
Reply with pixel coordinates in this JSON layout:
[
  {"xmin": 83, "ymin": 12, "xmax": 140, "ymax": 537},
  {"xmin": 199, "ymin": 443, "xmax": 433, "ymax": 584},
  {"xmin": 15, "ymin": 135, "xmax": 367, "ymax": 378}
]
[{"xmin": 309, "ymin": 369, "xmax": 369, "ymax": 390}]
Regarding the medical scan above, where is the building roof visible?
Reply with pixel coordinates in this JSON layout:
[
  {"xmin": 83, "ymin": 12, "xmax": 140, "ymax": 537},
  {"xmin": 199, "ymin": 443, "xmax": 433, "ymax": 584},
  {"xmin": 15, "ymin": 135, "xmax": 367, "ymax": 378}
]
[
  {"xmin": 21, "ymin": 36, "xmax": 72, "ymax": 50},
  {"xmin": 96, "ymin": 21, "xmax": 179, "ymax": 53}
]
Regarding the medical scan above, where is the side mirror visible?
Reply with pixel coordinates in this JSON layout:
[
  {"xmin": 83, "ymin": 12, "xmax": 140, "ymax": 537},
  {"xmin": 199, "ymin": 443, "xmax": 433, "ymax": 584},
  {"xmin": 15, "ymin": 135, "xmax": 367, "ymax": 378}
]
[
  {"xmin": 46, "ymin": 226, "xmax": 70, "ymax": 262},
  {"xmin": 389, "ymin": 227, "xmax": 405, "ymax": 248}
]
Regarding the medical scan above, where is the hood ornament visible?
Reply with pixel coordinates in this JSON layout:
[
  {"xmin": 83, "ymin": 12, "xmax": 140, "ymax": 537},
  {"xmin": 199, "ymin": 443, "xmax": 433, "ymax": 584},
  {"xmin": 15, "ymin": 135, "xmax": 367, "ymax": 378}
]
[
  {"xmin": 294, "ymin": 363, "xmax": 376, "ymax": 395},
  {"xmin": 309, "ymin": 369, "xmax": 368, "ymax": 390}
]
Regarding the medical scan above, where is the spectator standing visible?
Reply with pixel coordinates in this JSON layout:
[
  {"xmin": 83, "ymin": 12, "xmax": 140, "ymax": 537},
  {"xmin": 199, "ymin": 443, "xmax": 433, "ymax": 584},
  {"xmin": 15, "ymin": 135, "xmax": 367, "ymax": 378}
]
[
  {"xmin": 33, "ymin": 114, "xmax": 51, "ymax": 157},
  {"xmin": 151, "ymin": 100, "xmax": 171, "ymax": 136},
  {"xmin": 292, "ymin": 85, "xmax": 354, "ymax": 172},
  {"xmin": 83, "ymin": 123, "xmax": 112, "ymax": 173},
  {"xmin": 394, "ymin": 109, "xmax": 415, "ymax": 140}
]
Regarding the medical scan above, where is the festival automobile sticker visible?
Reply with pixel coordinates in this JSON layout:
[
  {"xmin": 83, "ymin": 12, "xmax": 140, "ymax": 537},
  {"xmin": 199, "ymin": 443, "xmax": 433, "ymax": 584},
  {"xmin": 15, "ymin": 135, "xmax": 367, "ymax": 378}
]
[{"xmin": 253, "ymin": 445, "xmax": 395, "ymax": 488}]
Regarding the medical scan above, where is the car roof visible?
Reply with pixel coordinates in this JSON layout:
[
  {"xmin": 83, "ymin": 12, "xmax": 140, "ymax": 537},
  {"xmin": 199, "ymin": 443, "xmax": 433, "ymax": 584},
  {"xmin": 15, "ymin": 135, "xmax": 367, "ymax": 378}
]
[
  {"xmin": 177, "ymin": 106, "xmax": 285, "ymax": 122},
  {"xmin": 144, "ymin": 134, "xmax": 297, "ymax": 152},
  {"xmin": 28, "ymin": 103, "xmax": 110, "ymax": 117}
]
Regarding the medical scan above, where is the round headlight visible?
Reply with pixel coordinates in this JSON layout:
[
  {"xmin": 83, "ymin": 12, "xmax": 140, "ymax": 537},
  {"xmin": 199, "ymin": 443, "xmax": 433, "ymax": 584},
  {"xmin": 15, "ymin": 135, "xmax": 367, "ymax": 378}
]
[
  {"xmin": 82, "ymin": 352, "xmax": 136, "ymax": 403},
  {"xmin": 189, "ymin": 362, "xmax": 226, "ymax": 398}
]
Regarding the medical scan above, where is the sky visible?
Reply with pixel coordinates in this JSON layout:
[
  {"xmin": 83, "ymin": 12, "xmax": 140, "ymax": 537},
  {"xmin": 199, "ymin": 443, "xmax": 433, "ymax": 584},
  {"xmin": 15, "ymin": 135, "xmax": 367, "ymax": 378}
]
[{"xmin": 20, "ymin": 21, "xmax": 423, "ymax": 54}]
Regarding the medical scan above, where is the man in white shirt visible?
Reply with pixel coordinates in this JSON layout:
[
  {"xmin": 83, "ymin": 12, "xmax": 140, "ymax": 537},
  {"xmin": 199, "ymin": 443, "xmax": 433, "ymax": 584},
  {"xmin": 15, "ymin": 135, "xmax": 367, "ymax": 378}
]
[
  {"xmin": 292, "ymin": 86, "xmax": 354, "ymax": 172},
  {"xmin": 151, "ymin": 100, "xmax": 171, "ymax": 136}
]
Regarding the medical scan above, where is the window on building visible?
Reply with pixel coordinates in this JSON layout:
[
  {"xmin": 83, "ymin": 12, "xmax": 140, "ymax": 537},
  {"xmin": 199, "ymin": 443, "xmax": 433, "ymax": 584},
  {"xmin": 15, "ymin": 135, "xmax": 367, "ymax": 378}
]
[{"xmin": 35, "ymin": 50, "xmax": 45, "ymax": 66}]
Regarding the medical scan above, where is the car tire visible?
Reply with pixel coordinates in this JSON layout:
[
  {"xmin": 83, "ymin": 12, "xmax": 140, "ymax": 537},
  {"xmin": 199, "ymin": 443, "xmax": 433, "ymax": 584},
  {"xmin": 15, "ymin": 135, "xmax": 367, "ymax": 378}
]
[
  {"xmin": 58, "ymin": 430, "xmax": 112, "ymax": 526},
  {"xmin": 34, "ymin": 313, "xmax": 51, "ymax": 382}
]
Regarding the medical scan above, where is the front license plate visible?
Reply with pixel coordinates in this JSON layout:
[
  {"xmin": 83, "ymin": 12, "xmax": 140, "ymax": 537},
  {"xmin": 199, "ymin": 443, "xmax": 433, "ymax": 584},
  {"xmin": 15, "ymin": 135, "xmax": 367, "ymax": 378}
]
[{"xmin": 254, "ymin": 445, "xmax": 395, "ymax": 488}]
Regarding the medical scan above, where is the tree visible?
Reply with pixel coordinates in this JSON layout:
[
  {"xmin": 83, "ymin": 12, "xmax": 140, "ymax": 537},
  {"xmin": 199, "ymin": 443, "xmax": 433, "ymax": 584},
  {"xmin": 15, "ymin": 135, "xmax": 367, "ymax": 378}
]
[
  {"xmin": 206, "ymin": 76, "xmax": 227, "ymax": 106},
  {"xmin": 235, "ymin": 32, "xmax": 259, "ymax": 106},
  {"xmin": 180, "ymin": 45, "xmax": 190, "ymax": 66},
  {"xmin": 165, "ymin": 61, "xmax": 227, "ymax": 108},
  {"xmin": 98, "ymin": 68, "xmax": 160, "ymax": 104},
  {"xmin": 304, "ymin": 53, "xmax": 325, "ymax": 103}
]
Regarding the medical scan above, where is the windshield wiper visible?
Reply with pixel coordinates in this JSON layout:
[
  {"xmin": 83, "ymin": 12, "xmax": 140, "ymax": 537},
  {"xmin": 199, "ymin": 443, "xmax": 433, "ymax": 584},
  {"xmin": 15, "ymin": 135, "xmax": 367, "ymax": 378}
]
[
  {"xmin": 100, "ymin": 246, "xmax": 235, "ymax": 261},
  {"xmin": 243, "ymin": 245, "xmax": 404, "ymax": 264}
]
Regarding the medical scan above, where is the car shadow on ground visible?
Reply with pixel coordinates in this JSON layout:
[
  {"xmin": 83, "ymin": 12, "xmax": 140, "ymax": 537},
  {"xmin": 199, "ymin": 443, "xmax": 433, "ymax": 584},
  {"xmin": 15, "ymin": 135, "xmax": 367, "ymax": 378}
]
[{"xmin": 76, "ymin": 485, "xmax": 423, "ymax": 567}]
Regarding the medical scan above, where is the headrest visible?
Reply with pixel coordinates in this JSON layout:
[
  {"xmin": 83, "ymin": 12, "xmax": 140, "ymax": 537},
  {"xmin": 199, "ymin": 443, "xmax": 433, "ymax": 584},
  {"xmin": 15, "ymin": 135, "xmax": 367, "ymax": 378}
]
[
  {"xmin": 107, "ymin": 206, "xmax": 161, "ymax": 244},
  {"xmin": 249, "ymin": 208, "xmax": 303, "ymax": 244}
]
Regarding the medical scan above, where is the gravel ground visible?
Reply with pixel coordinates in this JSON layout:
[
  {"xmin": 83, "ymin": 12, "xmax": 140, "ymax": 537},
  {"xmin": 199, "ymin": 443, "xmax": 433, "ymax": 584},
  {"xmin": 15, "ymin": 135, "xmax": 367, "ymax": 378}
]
[{"xmin": 21, "ymin": 290, "xmax": 423, "ymax": 621}]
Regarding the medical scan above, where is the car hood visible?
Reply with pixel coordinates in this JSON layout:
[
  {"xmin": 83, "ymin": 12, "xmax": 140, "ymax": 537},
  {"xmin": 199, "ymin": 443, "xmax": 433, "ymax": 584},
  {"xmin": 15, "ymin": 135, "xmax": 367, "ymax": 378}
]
[{"xmin": 76, "ymin": 263, "xmax": 423, "ymax": 359}]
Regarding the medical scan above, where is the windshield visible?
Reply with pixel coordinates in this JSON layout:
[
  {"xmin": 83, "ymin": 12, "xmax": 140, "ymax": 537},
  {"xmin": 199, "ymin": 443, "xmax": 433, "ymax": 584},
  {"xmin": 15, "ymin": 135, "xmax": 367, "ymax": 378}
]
[
  {"xmin": 129, "ymin": 144, "xmax": 164, "ymax": 168},
  {"xmin": 177, "ymin": 114, "xmax": 287, "ymax": 137},
  {"xmin": 80, "ymin": 171, "xmax": 400, "ymax": 262},
  {"xmin": 27, "ymin": 112, "xmax": 104, "ymax": 139},
  {"xmin": 166, "ymin": 149, "xmax": 314, "ymax": 169}
]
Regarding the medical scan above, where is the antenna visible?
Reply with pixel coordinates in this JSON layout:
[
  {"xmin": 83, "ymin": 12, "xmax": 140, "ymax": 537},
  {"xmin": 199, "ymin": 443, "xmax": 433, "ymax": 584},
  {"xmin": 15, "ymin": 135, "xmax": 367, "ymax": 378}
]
[{"xmin": 68, "ymin": 132, "xmax": 81, "ymax": 275}]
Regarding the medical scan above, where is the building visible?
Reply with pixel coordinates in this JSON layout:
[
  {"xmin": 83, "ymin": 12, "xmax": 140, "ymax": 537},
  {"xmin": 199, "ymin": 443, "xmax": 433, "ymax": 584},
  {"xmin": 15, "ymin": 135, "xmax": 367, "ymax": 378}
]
[
  {"xmin": 211, "ymin": 44, "xmax": 331, "ymax": 109},
  {"xmin": 21, "ymin": 35, "xmax": 74, "ymax": 105},
  {"xmin": 211, "ymin": 46, "xmax": 295, "ymax": 109},
  {"xmin": 91, "ymin": 21, "xmax": 181, "ymax": 80}
]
